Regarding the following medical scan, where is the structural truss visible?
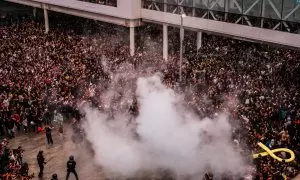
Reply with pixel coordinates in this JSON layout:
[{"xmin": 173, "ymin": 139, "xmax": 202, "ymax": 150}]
[{"xmin": 143, "ymin": 0, "xmax": 300, "ymax": 33}]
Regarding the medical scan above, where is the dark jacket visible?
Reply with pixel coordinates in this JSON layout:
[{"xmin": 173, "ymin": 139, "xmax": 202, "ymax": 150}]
[
  {"xmin": 20, "ymin": 163, "xmax": 28, "ymax": 175},
  {"xmin": 37, "ymin": 154, "xmax": 45, "ymax": 166},
  {"xmin": 45, "ymin": 126, "xmax": 52, "ymax": 135},
  {"xmin": 6, "ymin": 119, "xmax": 14, "ymax": 129},
  {"xmin": 67, "ymin": 160, "xmax": 76, "ymax": 171}
]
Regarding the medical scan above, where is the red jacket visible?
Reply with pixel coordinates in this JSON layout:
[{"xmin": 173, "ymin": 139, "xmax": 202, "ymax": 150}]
[{"xmin": 12, "ymin": 114, "xmax": 20, "ymax": 123}]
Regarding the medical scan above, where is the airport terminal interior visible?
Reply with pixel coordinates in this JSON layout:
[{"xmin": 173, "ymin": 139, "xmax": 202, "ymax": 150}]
[{"xmin": 0, "ymin": 0, "xmax": 300, "ymax": 179}]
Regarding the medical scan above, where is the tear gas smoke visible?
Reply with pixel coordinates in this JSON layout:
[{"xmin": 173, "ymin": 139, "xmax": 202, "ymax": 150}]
[{"xmin": 82, "ymin": 63, "xmax": 249, "ymax": 179}]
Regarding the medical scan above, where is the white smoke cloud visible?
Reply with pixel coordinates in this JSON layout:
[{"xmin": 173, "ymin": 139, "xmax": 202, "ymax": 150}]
[{"xmin": 82, "ymin": 74, "xmax": 249, "ymax": 179}]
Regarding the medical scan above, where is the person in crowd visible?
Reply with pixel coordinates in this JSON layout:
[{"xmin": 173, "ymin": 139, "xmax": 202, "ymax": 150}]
[
  {"xmin": 22, "ymin": 117, "xmax": 28, "ymax": 134},
  {"xmin": 66, "ymin": 156, "xmax": 78, "ymax": 180},
  {"xmin": 13, "ymin": 145, "xmax": 24, "ymax": 164},
  {"xmin": 45, "ymin": 125, "xmax": 54, "ymax": 145},
  {"xmin": 37, "ymin": 151, "xmax": 46, "ymax": 177},
  {"xmin": 58, "ymin": 123, "xmax": 64, "ymax": 142},
  {"xmin": 5, "ymin": 118, "xmax": 14, "ymax": 138},
  {"xmin": 19, "ymin": 162, "xmax": 29, "ymax": 177}
]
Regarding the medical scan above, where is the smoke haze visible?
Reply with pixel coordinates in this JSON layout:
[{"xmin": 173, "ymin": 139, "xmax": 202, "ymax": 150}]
[
  {"xmin": 81, "ymin": 57, "xmax": 249, "ymax": 179},
  {"xmin": 81, "ymin": 73, "xmax": 249, "ymax": 179}
]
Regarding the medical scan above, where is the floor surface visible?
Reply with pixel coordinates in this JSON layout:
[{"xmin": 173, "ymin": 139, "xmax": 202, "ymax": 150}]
[{"xmin": 7, "ymin": 128, "xmax": 105, "ymax": 180}]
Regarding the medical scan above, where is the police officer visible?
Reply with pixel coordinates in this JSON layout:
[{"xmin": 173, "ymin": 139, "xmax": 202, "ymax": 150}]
[
  {"xmin": 51, "ymin": 173, "xmax": 58, "ymax": 180},
  {"xmin": 66, "ymin": 156, "xmax": 78, "ymax": 180},
  {"xmin": 37, "ymin": 151, "xmax": 46, "ymax": 177}
]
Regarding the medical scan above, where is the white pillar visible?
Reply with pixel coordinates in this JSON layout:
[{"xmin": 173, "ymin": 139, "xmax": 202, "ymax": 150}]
[
  {"xmin": 43, "ymin": 4, "xmax": 49, "ymax": 33},
  {"xmin": 33, "ymin": 8, "xmax": 36, "ymax": 18},
  {"xmin": 130, "ymin": 27, "xmax": 135, "ymax": 56},
  {"xmin": 163, "ymin": 24, "xmax": 168, "ymax": 61},
  {"xmin": 197, "ymin": 31, "xmax": 202, "ymax": 50}
]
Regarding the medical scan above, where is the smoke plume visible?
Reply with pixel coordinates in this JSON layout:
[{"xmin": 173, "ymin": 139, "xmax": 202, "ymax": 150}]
[{"xmin": 81, "ymin": 69, "xmax": 249, "ymax": 179}]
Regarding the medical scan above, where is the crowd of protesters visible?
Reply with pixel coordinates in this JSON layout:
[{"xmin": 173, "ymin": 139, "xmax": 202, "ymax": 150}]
[
  {"xmin": 0, "ymin": 10, "xmax": 300, "ymax": 179},
  {"xmin": 179, "ymin": 35, "xmax": 300, "ymax": 179},
  {"xmin": 0, "ymin": 138, "xmax": 33, "ymax": 179}
]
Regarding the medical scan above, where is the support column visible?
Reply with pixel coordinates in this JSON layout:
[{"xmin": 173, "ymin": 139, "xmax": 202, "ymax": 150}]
[
  {"xmin": 196, "ymin": 31, "xmax": 202, "ymax": 50},
  {"xmin": 163, "ymin": 24, "xmax": 168, "ymax": 61},
  {"xmin": 33, "ymin": 7, "xmax": 36, "ymax": 18},
  {"xmin": 224, "ymin": 0, "xmax": 229, "ymax": 21},
  {"xmin": 43, "ymin": 4, "xmax": 49, "ymax": 33},
  {"xmin": 260, "ymin": 0, "xmax": 265, "ymax": 28},
  {"xmin": 130, "ymin": 27, "xmax": 135, "ymax": 56}
]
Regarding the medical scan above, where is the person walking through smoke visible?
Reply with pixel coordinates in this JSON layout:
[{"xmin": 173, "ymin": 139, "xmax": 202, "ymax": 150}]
[
  {"xmin": 51, "ymin": 173, "xmax": 58, "ymax": 180},
  {"xmin": 37, "ymin": 151, "xmax": 46, "ymax": 177},
  {"xmin": 66, "ymin": 156, "xmax": 79, "ymax": 180},
  {"xmin": 45, "ymin": 125, "xmax": 54, "ymax": 145}
]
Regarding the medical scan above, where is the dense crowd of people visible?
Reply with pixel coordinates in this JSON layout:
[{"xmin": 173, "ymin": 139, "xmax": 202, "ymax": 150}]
[
  {"xmin": 0, "ymin": 9, "xmax": 299, "ymax": 179},
  {"xmin": 181, "ymin": 35, "xmax": 300, "ymax": 179}
]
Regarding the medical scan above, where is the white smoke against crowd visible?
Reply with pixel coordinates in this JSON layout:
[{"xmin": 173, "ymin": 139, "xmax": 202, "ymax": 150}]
[{"xmin": 81, "ymin": 58, "xmax": 249, "ymax": 179}]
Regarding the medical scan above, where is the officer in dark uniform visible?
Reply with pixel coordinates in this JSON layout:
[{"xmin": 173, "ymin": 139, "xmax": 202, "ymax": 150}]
[
  {"xmin": 66, "ymin": 156, "xmax": 78, "ymax": 180},
  {"xmin": 37, "ymin": 151, "xmax": 46, "ymax": 177},
  {"xmin": 51, "ymin": 173, "xmax": 58, "ymax": 180}
]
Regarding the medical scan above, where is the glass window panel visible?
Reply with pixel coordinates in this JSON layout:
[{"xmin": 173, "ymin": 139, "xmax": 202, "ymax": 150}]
[
  {"xmin": 153, "ymin": 0, "xmax": 164, "ymax": 3},
  {"xmin": 209, "ymin": 0, "xmax": 226, "ymax": 11},
  {"xmin": 178, "ymin": 0, "xmax": 194, "ymax": 7},
  {"xmin": 288, "ymin": 9, "xmax": 300, "ymax": 22},
  {"xmin": 282, "ymin": 0, "xmax": 300, "ymax": 22},
  {"xmin": 243, "ymin": 15, "xmax": 262, "ymax": 26},
  {"xmin": 147, "ymin": 0, "xmax": 164, "ymax": 4},
  {"xmin": 167, "ymin": 3, "xmax": 180, "ymax": 13},
  {"xmin": 228, "ymin": 0, "xmax": 243, "ymax": 14},
  {"xmin": 264, "ymin": 0, "xmax": 282, "ymax": 20},
  {"xmin": 194, "ymin": 0, "xmax": 210, "ymax": 10},
  {"xmin": 166, "ymin": 0, "xmax": 179, "ymax": 5},
  {"xmin": 243, "ymin": 0, "xmax": 262, "ymax": 17}
]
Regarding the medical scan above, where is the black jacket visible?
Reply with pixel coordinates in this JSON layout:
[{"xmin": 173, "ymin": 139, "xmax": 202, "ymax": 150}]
[
  {"xmin": 37, "ymin": 154, "xmax": 45, "ymax": 166},
  {"xmin": 67, "ymin": 160, "xmax": 76, "ymax": 171},
  {"xmin": 45, "ymin": 127, "xmax": 52, "ymax": 135}
]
